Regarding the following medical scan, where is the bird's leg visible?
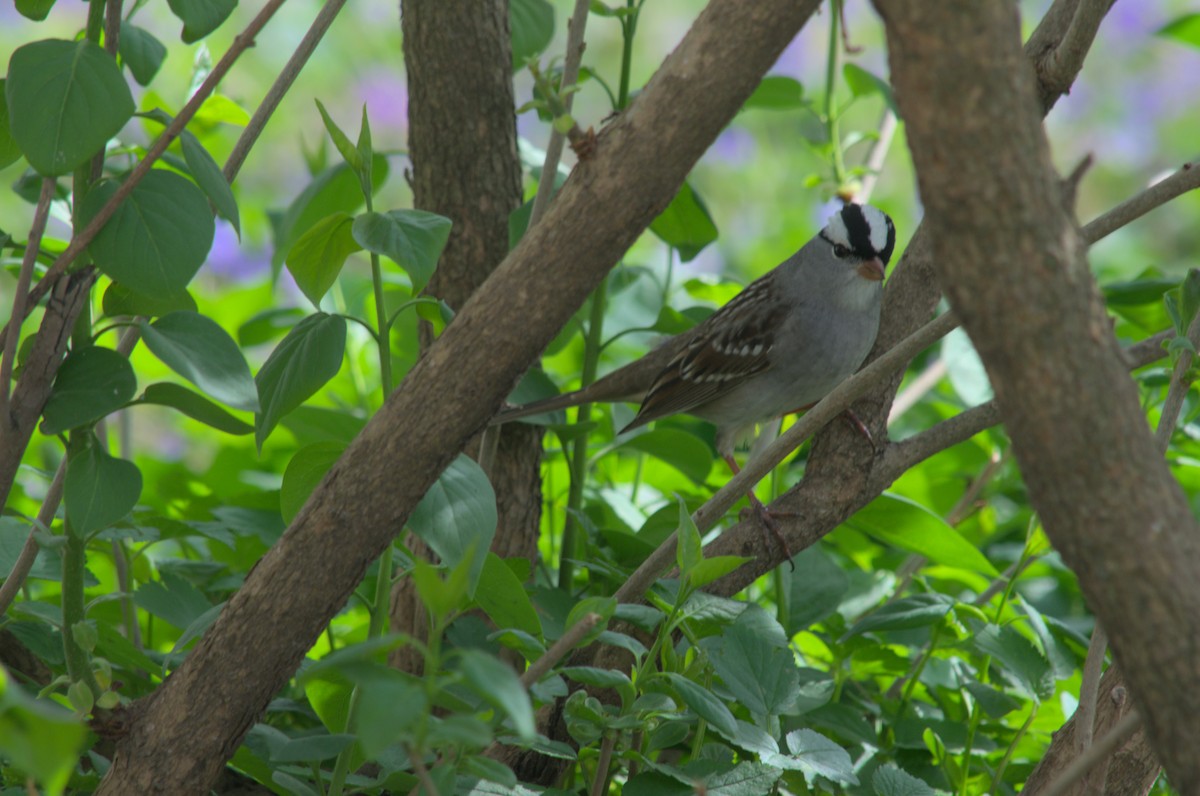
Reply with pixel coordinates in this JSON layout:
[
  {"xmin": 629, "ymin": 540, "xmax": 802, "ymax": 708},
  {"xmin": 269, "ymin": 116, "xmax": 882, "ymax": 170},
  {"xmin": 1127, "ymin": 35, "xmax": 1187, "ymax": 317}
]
[
  {"xmin": 723, "ymin": 454, "xmax": 796, "ymax": 570},
  {"xmin": 839, "ymin": 408, "xmax": 879, "ymax": 452}
]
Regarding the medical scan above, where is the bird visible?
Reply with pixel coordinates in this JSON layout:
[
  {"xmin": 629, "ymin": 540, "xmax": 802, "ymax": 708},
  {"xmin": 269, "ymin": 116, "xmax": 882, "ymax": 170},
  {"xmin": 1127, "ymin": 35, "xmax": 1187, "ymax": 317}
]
[{"xmin": 495, "ymin": 202, "xmax": 896, "ymax": 559}]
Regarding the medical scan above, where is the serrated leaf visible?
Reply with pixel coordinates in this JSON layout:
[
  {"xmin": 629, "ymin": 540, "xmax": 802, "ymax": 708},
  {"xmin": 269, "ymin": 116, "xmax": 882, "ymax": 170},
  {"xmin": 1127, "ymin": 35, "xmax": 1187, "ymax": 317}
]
[
  {"xmin": 787, "ymin": 546, "xmax": 849, "ymax": 633},
  {"xmin": 970, "ymin": 623, "xmax": 1054, "ymax": 700},
  {"xmin": 41, "ymin": 347, "xmax": 138, "ymax": 435},
  {"xmin": 409, "ymin": 455, "xmax": 497, "ymax": 596},
  {"xmin": 676, "ymin": 495, "xmax": 703, "ymax": 576},
  {"xmin": 873, "ymin": 764, "xmax": 937, "ymax": 796},
  {"xmin": 351, "ymin": 209, "xmax": 452, "ymax": 293},
  {"xmin": 65, "ymin": 434, "xmax": 142, "ymax": 536},
  {"xmin": 133, "ymin": 571, "xmax": 212, "ymax": 631},
  {"xmin": 140, "ymin": 312, "xmax": 258, "ymax": 411},
  {"xmin": 78, "ymin": 170, "xmax": 215, "ymax": 296},
  {"xmin": 255, "ymin": 313, "xmax": 347, "ymax": 450},
  {"xmin": 774, "ymin": 728, "xmax": 857, "ymax": 785},
  {"xmin": 286, "ymin": 212, "xmax": 362, "ymax": 307},
  {"xmin": 701, "ymin": 609, "xmax": 800, "ymax": 717},
  {"xmin": 136, "ymin": 383, "xmax": 253, "ymax": 435},
  {"xmin": 5, "ymin": 39, "xmax": 134, "ymax": 175}
]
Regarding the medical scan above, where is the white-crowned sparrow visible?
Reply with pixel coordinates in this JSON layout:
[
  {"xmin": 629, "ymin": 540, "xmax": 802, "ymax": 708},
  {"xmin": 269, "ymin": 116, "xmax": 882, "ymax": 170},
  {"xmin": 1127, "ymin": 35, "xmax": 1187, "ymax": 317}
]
[{"xmin": 497, "ymin": 202, "xmax": 896, "ymax": 461}]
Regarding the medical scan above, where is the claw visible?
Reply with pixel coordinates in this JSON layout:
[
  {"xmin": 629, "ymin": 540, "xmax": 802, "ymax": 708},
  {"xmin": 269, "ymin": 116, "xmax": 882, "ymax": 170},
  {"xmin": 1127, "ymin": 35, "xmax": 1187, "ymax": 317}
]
[{"xmin": 725, "ymin": 454, "xmax": 796, "ymax": 570}]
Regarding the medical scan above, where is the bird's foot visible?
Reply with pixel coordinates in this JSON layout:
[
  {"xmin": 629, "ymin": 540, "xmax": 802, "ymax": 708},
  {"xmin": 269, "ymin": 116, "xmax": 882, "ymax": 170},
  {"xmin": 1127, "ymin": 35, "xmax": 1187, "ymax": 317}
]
[
  {"xmin": 840, "ymin": 408, "xmax": 879, "ymax": 453},
  {"xmin": 739, "ymin": 492, "xmax": 796, "ymax": 571}
]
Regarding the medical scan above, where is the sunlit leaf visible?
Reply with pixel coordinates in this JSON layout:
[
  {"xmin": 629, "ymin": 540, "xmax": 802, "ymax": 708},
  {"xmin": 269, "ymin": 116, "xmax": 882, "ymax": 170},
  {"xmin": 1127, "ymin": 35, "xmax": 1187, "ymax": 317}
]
[
  {"xmin": 744, "ymin": 75, "xmax": 805, "ymax": 110},
  {"xmin": 510, "ymin": 0, "xmax": 554, "ymax": 70},
  {"xmin": 286, "ymin": 212, "xmax": 362, "ymax": 307},
  {"xmin": 649, "ymin": 182, "xmax": 718, "ymax": 262}
]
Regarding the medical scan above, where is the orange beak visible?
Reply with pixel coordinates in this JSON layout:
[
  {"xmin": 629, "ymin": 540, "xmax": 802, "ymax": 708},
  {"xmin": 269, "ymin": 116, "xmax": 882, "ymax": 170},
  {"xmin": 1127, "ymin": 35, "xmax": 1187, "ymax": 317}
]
[{"xmin": 858, "ymin": 257, "xmax": 886, "ymax": 282}]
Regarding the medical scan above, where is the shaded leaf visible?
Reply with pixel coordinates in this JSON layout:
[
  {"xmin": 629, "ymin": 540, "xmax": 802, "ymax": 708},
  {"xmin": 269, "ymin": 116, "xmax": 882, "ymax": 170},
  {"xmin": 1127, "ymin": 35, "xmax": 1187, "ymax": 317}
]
[
  {"xmin": 409, "ymin": 455, "xmax": 497, "ymax": 595},
  {"xmin": 280, "ymin": 442, "xmax": 344, "ymax": 524},
  {"xmin": 844, "ymin": 594, "xmax": 954, "ymax": 639},
  {"xmin": 101, "ymin": 282, "xmax": 197, "ymax": 318},
  {"xmin": 286, "ymin": 212, "xmax": 362, "ymax": 307},
  {"xmin": 351, "ymin": 209, "xmax": 452, "ymax": 293},
  {"xmin": 118, "ymin": 22, "xmax": 167, "ymax": 86},
  {"xmin": 5, "ymin": 39, "xmax": 134, "ymax": 175},
  {"xmin": 744, "ymin": 75, "xmax": 804, "ymax": 110},
  {"xmin": 510, "ymin": 0, "xmax": 555, "ymax": 69},
  {"xmin": 135, "ymin": 383, "xmax": 254, "ymax": 435},
  {"xmin": 649, "ymin": 182, "xmax": 718, "ymax": 262},
  {"xmin": 79, "ymin": 170, "xmax": 215, "ymax": 296},
  {"xmin": 843, "ymin": 63, "xmax": 899, "ymax": 115},
  {"xmin": 181, "ymin": 130, "xmax": 240, "ymax": 236},
  {"xmin": 167, "ymin": 0, "xmax": 237, "ymax": 43},
  {"xmin": 459, "ymin": 650, "xmax": 535, "ymax": 740},
  {"xmin": 619, "ymin": 428, "xmax": 713, "ymax": 483},
  {"xmin": 255, "ymin": 313, "xmax": 347, "ymax": 450},
  {"xmin": 475, "ymin": 553, "xmax": 542, "ymax": 640},
  {"xmin": 41, "ymin": 347, "xmax": 137, "ymax": 435},
  {"xmin": 140, "ymin": 312, "xmax": 258, "ymax": 411}
]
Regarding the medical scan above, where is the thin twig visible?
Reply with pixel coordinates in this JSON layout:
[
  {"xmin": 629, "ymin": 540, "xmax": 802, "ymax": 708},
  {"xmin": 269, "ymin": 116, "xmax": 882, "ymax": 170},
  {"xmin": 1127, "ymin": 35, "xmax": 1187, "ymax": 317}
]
[
  {"xmin": 888, "ymin": 357, "xmax": 947, "ymax": 422},
  {"xmin": 1080, "ymin": 161, "xmax": 1200, "ymax": 245},
  {"xmin": 528, "ymin": 0, "xmax": 591, "ymax": 228},
  {"xmin": 0, "ymin": 0, "xmax": 287, "ymax": 350},
  {"xmin": 224, "ymin": 0, "xmax": 349, "ymax": 184},
  {"xmin": 590, "ymin": 732, "xmax": 617, "ymax": 796},
  {"xmin": 856, "ymin": 109, "xmax": 897, "ymax": 204},
  {"xmin": 1038, "ymin": 710, "xmax": 1141, "ymax": 796},
  {"xmin": 1154, "ymin": 310, "xmax": 1200, "ymax": 452},
  {"xmin": 405, "ymin": 745, "xmax": 441, "ymax": 796},
  {"xmin": 0, "ymin": 177, "xmax": 55, "ymax": 415},
  {"xmin": 1075, "ymin": 623, "xmax": 1108, "ymax": 756},
  {"xmin": 0, "ymin": 460, "xmax": 66, "ymax": 616},
  {"xmin": 104, "ymin": 0, "xmax": 123, "ymax": 56},
  {"xmin": 519, "ymin": 612, "xmax": 602, "ymax": 687}
]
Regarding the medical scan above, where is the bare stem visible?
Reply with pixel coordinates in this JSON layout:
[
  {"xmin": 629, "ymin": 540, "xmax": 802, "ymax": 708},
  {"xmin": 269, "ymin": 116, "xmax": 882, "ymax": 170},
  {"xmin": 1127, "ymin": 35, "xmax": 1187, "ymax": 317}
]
[
  {"xmin": 0, "ymin": 177, "xmax": 55, "ymax": 416},
  {"xmin": 519, "ymin": 612, "xmax": 602, "ymax": 688}
]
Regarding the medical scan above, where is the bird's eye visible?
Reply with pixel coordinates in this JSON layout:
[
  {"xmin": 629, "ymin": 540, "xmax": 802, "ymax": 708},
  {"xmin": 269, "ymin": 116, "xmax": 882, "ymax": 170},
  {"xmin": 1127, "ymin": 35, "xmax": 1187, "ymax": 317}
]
[{"xmin": 832, "ymin": 243, "xmax": 851, "ymax": 258}]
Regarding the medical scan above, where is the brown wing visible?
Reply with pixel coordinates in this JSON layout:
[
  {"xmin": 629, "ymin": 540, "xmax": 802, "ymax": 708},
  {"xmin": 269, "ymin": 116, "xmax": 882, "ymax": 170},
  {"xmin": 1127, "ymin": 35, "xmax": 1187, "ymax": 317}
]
[{"xmin": 622, "ymin": 273, "xmax": 786, "ymax": 430}]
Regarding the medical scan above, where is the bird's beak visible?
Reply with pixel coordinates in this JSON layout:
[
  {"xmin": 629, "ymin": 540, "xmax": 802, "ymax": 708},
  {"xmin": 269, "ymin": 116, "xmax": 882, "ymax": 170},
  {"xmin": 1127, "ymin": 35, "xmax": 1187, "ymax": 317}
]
[{"xmin": 858, "ymin": 257, "xmax": 886, "ymax": 282}]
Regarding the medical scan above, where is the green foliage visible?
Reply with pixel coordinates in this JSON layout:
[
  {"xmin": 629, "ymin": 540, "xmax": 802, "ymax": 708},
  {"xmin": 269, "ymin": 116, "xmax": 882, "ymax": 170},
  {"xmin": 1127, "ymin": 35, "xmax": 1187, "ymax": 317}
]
[{"xmin": 0, "ymin": 3, "xmax": 1190, "ymax": 795}]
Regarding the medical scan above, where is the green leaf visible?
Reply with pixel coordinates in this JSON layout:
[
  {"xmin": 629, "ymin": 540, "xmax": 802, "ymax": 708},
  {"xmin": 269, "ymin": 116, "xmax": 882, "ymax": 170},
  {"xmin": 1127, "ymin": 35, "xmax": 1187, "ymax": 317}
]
[
  {"xmin": 280, "ymin": 442, "xmax": 345, "ymax": 524},
  {"xmin": 510, "ymin": 0, "xmax": 555, "ymax": 70},
  {"xmin": 272, "ymin": 733, "xmax": 356, "ymax": 764},
  {"xmin": 843, "ymin": 594, "xmax": 954, "ymax": 639},
  {"xmin": 702, "ymin": 609, "xmax": 800, "ymax": 717},
  {"xmin": 78, "ymin": 170, "xmax": 216, "ymax": 296},
  {"xmin": 95, "ymin": 622, "xmax": 160, "ymax": 675},
  {"xmin": 351, "ymin": 209, "xmax": 452, "ymax": 293},
  {"xmin": 255, "ymin": 313, "xmax": 347, "ymax": 450},
  {"xmin": 842, "ymin": 63, "xmax": 899, "ymax": 115},
  {"xmin": 180, "ymin": 130, "xmax": 240, "ymax": 236},
  {"xmin": 101, "ymin": 282, "xmax": 197, "ymax": 318},
  {"xmin": 1179, "ymin": 268, "xmax": 1200, "ymax": 330},
  {"xmin": 286, "ymin": 212, "xmax": 362, "ymax": 307},
  {"xmin": 118, "ymin": 22, "xmax": 167, "ymax": 86},
  {"xmin": 1158, "ymin": 13, "xmax": 1200, "ymax": 49},
  {"xmin": 139, "ymin": 312, "xmax": 258, "ymax": 411},
  {"xmin": 355, "ymin": 105, "xmax": 373, "ymax": 181},
  {"xmin": 0, "ymin": 81, "xmax": 22, "ymax": 170},
  {"xmin": 133, "ymin": 571, "xmax": 213, "ymax": 631},
  {"xmin": 65, "ymin": 433, "xmax": 143, "ymax": 536},
  {"xmin": 355, "ymin": 674, "xmax": 426, "ymax": 758},
  {"xmin": 475, "ymin": 553, "xmax": 542, "ymax": 640},
  {"xmin": 0, "ymin": 518, "xmax": 62, "ymax": 582},
  {"xmin": 782, "ymin": 728, "xmax": 857, "ymax": 785},
  {"xmin": 315, "ymin": 99, "xmax": 362, "ymax": 171},
  {"xmin": 786, "ymin": 546, "xmax": 849, "ymax": 633},
  {"xmin": 458, "ymin": 650, "xmax": 535, "ymax": 740},
  {"xmin": 744, "ymin": 75, "xmax": 805, "ymax": 110},
  {"xmin": 845, "ymin": 493, "xmax": 998, "ymax": 575},
  {"xmin": 873, "ymin": 764, "xmax": 937, "ymax": 796},
  {"xmin": 0, "ymin": 666, "xmax": 87, "ymax": 794},
  {"xmin": 136, "ymin": 383, "xmax": 254, "ymax": 435},
  {"xmin": 273, "ymin": 156, "xmax": 389, "ymax": 275},
  {"xmin": 970, "ymin": 623, "xmax": 1054, "ymax": 700},
  {"xmin": 237, "ymin": 307, "xmax": 307, "ymax": 347},
  {"xmin": 649, "ymin": 182, "xmax": 719, "ymax": 262},
  {"xmin": 675, "ymin": 496, "xmax": 703, "ymax": 576},
  {"xmin": 41, "ymin": 346, "xmax": 138, "ymax": 435},
  {"xmin": 619, "ymin": 428, "xmax": 714, "ymax": 483},
  {"xmin": 15, "ymin": 0, "xmax": 56, "ymax": 20},
  {"xmin": 662, "ymin": 673, "xmax": 737, "ymax": 739},
  {"xmin": 166, "ymin": 0, "xmax": 238, "ymax": 43},
  {"xmin": 687, "ymin": 556, "xmax": 751, "ymax": 590},
  {"xmin": 5, "ymin": 39, "xmax": 134, "ymax": 175},
  {"xmin": 409, "ymin": 455, "xmax": 497, "ymax": 596}
]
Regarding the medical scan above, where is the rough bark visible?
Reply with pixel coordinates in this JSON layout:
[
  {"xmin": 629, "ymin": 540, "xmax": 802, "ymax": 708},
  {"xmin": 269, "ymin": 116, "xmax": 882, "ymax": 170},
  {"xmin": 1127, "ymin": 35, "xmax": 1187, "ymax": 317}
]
[
  {"xmin": 873, "ymin": 1, "xmax": 1200, "ymax": 790},
  {"xmin": 389, "ymin": 0, "xmax": 539, "ymax": 675},
  {"xmin": 95, "ymin": 0, "xmax": 822, "ymax": 791}
]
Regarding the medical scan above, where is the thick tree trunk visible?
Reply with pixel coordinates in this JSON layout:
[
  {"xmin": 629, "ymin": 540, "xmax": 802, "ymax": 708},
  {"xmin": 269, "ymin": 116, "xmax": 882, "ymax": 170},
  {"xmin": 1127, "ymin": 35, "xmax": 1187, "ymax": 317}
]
[
  {"xmin": 874, "ymin": 1, "xmax": 1200, "ymax": 790},
  {"xmin": 389, "ymin": 0, "xmax": 540, "ymax": 674}
]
